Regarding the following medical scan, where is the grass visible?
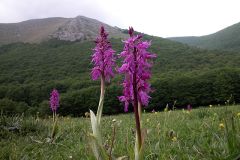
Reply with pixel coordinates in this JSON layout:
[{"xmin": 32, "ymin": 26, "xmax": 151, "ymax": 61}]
[{"xmin": 1, "ymin": 105, "xmax": 240, "ymax": 159}]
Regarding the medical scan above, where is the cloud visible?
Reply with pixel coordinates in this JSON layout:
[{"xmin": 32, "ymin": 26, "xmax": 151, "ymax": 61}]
[
  {"xmin": 0, "ymin": 0, "xmax": 240, "ymax": 37},
  {"xmin": 0, "ymin": 0, "xmax": 108, "ymax": 22}
]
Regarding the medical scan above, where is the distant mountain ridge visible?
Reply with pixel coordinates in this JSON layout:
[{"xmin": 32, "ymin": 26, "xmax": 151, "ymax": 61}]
[
  {"xmin": 0, "ymin": 16, "xmax": 127, "ymax": 45},
  {"xmin": 1, "ymin": 16, "xmax": 240, "ymax": 51},
  {"xmin": 168, "ymin": 22, "xmax": 240, "ymax": 51}
]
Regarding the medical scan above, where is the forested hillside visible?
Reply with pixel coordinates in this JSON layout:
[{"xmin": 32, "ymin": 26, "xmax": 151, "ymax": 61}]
[
  {"xmin": 1, "ymin": 35, "xmax": 240, "ymax": 116},
  {"xmin": 169, "ymin": 22, "xmax": 240, "ymax": 51}
]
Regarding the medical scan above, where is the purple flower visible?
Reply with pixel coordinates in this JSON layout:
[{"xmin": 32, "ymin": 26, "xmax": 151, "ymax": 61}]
[
  {"xmin": 50, "ymin": 89, "xmax": 59, "ymax": 112},
  {"xmin": 91, "ymin": 26, "xmax": 116, "ymax": 82},
  {"xmin": 118, "ymin": 27, "xmax": 156, "ymax": 112},
  {"xmin": 187, "ymin": 104, "xmax": 192, "ymax": 111}
]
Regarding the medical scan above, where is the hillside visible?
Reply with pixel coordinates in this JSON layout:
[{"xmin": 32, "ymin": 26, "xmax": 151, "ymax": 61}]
[
  {"xmin": 169, "ymin": 22, "xmax": 240, "ymax": 51},
  {"xmin": 0, "ymin": 16, "xmax": 127, "ymax": 45},
  {"xmin": 0, "ymin": 16, "xmax": 240, "ymax": 116},
  {"xmin": 1, "ymin": 36, "xmax": 240, "ymax": 116}
]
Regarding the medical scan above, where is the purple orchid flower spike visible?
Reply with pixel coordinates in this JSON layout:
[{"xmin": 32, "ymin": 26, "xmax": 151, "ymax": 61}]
[
  {"xmin": 49, "ymin": 88, "xmax": 59, "ymax": 140},
  {"xmin": 91, "ymin": 26, "xmax": 116, "ymax": 82},
  {"xmin": 118, "ymin": 27, "xmax": 156, "ymax": 159},
  {"xmin": 118, "ymin": 27, "xmax": 157, "ymax": 112},
  {"xmin": 89, "ymin": 26, "xmax": 116, "ymax": 159},
  {"xmin": 187, "ymin": 104, "xmax": 192, "ymax": 111},
  {"xmin": 50, "ymin": 89, "xmax": 59, "ymax": 113},
  {"xmin": 91, "ymin": 25, "xmax": 116, "ymax": 123}
]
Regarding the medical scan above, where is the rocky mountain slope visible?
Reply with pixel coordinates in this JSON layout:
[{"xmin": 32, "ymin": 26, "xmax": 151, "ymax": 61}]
[{"xmin": 0, "ymin": 16, "xmax": 127, "ymax": 45}]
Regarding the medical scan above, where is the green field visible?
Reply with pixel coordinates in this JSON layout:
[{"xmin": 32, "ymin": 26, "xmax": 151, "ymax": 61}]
[{"xmin": 1, "ymin": 105, "xmax": 240, "ymax": 159}]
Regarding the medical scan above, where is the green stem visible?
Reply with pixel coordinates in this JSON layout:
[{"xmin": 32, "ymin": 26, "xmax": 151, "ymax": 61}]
[
  {"xmin": 52, "ymin": 111, "xmax": 55, "ymax": 122},
  {"xmin": 51, "ymin": 112, "xmax": 57, "ymax": 142},
  {"xmin": 133, "ymin": 47, "xmax": 142, "ymax": 151},
  {"xmin": 97, "ymin": 75, "xmax": 105, "ymax": 124},
  {"xmin": 138, "ymin": 102, "xmax": 142, "ymax": 122},
  {"xmin": 89, "ymin": 74, "xmax": 107, "ymax": 159}
]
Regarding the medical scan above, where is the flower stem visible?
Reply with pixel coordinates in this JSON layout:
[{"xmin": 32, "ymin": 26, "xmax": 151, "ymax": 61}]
[
  {"xmin": 138, "ymin": 102, "xmax": 142, "ymax": 122},
  {"xmin": 97, "ymin": 75, "xmax": 105, "ymax": 124},
  {"xmin": 133, "ymin": 47, "xmax": 142, "ymax": 151},
  {"xmin": 51, "ymin": 112, "xmax": 57, "ymax": 143},
  {"xmin": 52, "ymin": 111, "xmax": 56, "ymax": 122}
]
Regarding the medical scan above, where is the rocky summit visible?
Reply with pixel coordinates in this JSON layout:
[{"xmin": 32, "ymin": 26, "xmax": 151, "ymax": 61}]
[{"xmin": 0, "ymin": 16, "xmax": 127, "ymax": 45}]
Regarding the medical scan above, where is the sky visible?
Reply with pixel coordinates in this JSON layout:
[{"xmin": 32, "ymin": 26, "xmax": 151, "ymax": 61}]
[{"xmin": 0, "ymin": 0, "xmax": 240, "ymax": 37}]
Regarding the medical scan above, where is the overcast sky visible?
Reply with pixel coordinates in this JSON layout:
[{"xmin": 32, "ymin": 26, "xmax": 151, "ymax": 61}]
[{"xmin": 0, "ymin": 0, "xmax": 239, "ymax": 37}]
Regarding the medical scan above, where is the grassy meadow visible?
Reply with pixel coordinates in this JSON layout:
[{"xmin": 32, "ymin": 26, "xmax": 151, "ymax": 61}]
[{"xmin": 1, "ymin": 105, "xmax": 240, "ymax": 159}]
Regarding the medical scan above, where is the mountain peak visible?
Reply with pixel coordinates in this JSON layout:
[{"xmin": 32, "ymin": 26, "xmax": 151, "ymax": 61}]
[
  {"xmin": 0, "ymin": 16, "xmax": 127, "ymax": 45},
  {"xmin": 50, "ymin": 15, "xmax": 126, "ymax": 42}
]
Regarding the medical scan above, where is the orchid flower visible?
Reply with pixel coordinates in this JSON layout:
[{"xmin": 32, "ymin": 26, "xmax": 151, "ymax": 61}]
[
  {"xmin": 118, "ymin": 27, "xmax": 156, "ymax": 159},
  {"xmin": 89, "ymin": 26, "xmax": 116, "ymax": 159}
]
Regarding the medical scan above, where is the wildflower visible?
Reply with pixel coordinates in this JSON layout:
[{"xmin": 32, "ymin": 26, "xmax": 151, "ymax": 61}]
[
  {"xmin": 91, "ymin": 26, "xmax": 115, "ymax": 82},
  {"xmin": 152, "ymin": 109, "xmax": 155, "ymax": 113},
  {"xmin": 49, "ymin": 89, "xmax": 59, "ymax": 113},
  {"xmin": 49, "ymin": 89, "xmax": 60, "ymax": 143},
  {"xmin": 112, "ymin": 119, "xmax": 117, "ymax": 122},
  {"xmin": 146, "ymin": 118, "xmax": 150, "ymax": 122},
  {"xmin": 219, "ymin": 123, "xmax": 225, "ymax": 129},
  {"xmin": 89, "ymin": 26, "xmax": 115, "ymax": 160},
  {"xmin": 209, "ymin": 105, "xmax": 212, "ymax": 108},
  {"xmin": 118, "ymin": 27, "xmax": 156, "ymax": 159},
  {"xmin": 172, "ymin": 136, "xmax": 177, "ymax": 142},
  {"xmin": 118, "ymin": 27, "xmax": 156, "ymax": 112},
  {"xmin": 187, "ymin": 104, "xmax": 192, "ymax": 111},
  {"xmin": 91, "ymin": 26, "xmax": 116, "ymax": 124}
]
